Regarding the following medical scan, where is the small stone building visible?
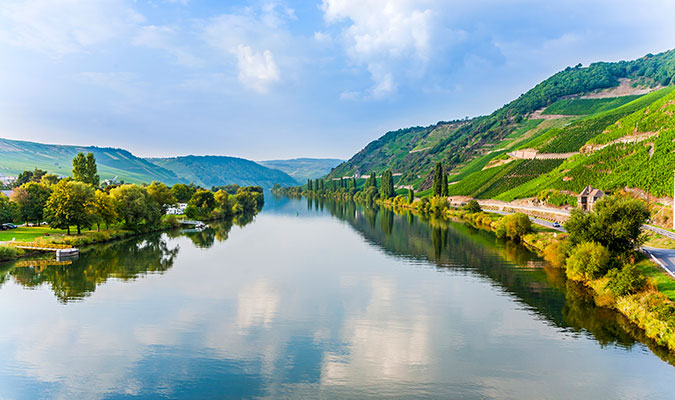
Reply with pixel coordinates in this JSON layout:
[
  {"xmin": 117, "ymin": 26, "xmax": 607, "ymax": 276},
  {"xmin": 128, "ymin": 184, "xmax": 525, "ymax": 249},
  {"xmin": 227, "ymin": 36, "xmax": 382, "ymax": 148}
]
[{"xmin": 578, "ymin": 185, "xmax": 605, "ymax": 211}]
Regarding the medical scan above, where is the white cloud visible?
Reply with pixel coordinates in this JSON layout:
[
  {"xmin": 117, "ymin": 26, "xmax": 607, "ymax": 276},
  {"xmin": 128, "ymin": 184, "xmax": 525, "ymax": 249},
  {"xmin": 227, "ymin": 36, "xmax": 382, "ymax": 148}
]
[
  {"xmin": 202, "ymin": 4, "xmax": 295, "ymax": 93},
  {"xmin": 322, "ymin": 0, "xmax": 436, "ymax": 97},
  {"xmin": 232, "ymin": 45, "xmax": 280, "ymax": 93},
  {"xmin": 0, "ymin": 0, "xmax": 144, "ymax": 57}
]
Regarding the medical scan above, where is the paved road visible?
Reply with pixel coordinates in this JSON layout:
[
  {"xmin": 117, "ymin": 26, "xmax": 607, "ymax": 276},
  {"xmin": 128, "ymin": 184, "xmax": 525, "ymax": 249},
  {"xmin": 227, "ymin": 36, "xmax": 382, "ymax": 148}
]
[
  {"xmin": 642, "ymin": 246, "xmax": 675, "ymax": 277},
  {"xmin": 643, "ymin": 224, "xmax": 675, "ymax": 240},
  {"xmin": 489, "ymin": 210, "xmax": 566, "ymax": 232}
]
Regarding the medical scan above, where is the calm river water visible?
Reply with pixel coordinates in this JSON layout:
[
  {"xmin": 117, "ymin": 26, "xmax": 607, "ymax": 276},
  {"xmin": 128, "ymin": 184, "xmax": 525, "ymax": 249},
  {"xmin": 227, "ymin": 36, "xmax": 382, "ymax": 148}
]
[{"xmin": 0, "ymin": 195, "xmax": 674, "ymax": 399}]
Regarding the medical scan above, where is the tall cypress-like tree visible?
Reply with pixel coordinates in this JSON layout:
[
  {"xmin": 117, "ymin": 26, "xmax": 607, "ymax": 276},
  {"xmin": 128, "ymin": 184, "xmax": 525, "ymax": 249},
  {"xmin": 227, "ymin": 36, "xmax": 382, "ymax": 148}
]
[
  {"xmin": 441, "ymin": 172, "xmax": 448, "ymax": 197},
  {"xmin": 85, "ymin": 152, "xmax": 100, "ymax": 186},
  {"xmin": 381, "ymin": 170, "xmax": 395, "ymax": 198},
  {"xmin": 307, "ymin": 179, "xmax": 313, "ymax": 191},
  {"xmin": 352, "ymin": 177, "xmax": 357, "ymax": 189},
  {"xmin": 369, "ymin": 172, "xmax": 377, "ymax": 189},
  {"xmin": 432, "ymin": 162, "xmax": 443, "ymax": 197},
  {"xmin": 408, "ymin": 188, "xmax": 414, "ymax": 204}
]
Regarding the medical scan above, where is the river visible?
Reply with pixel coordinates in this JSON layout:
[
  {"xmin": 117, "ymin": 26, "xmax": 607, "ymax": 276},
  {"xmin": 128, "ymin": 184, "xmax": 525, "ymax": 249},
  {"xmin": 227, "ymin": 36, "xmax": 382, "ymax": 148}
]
[{"xmin": 0, "ymin": 195, "xmax": 673, "ymax": 399}]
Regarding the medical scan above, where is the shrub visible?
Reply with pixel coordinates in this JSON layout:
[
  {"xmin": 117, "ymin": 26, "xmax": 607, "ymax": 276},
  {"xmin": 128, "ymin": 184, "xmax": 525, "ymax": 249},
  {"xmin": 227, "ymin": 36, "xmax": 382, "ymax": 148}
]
[
  {"xmin": 543, "ymin": 239, "xmax": 574, "ymax": 268},
  {"xmin": 0, "ymin": 245, "xmax": 18, "ymax": 260},
  {"xmin": 464, "ymin": 200, "xmax": 482, "ymax": 213},
  {"xmin": 495, "ymin": 213, "xmax": 532, "ymax": 241},
  {"xmin": 430, "ymin": 196, "xmax": 449, "ymax": 216},
  {"xmin": 565, "ymin": 241, "xmax": 611, "ymax": 280},
  {"xmin": 605, "ymin": 264, "xmax": 646, "ymax": 296}
]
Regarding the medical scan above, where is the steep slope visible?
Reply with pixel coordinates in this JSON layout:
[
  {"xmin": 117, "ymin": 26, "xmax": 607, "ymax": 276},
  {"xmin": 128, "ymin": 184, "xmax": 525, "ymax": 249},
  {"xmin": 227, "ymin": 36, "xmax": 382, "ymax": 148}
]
[
  {"xmin": 329, "ymin": 49, "xmax": 675, "ymax": 184},
  {"xmin": 496, "ymin": 88, "xmax": 675, "ymax": 200},
  {"xmin": 149, "ymin": 156, "xmax": 297, "ymax": 189},
  {"xmin": 0, "ymin": 138, "xmax": 181, "ymax": 184},
  {"xmin": 448, "ymin": 87, "xmax": 675, "ymax": 199},
  {"xmin": 258, "ymin": 158, "xmax": 343, "ymax": 183}
]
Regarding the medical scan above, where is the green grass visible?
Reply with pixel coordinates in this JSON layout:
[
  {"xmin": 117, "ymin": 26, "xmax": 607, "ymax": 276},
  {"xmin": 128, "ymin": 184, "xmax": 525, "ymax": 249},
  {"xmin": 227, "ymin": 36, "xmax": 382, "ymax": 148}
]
[
  {"xmin": 0, "ymin": 226, "xmax": 122, "ymax": 243},
  {"xmin": 542, "ymin": 95, "xmax": 643, "ymax": 115},
  {"xmin": 0, "ymin": 226, "xmax": 69, "ymax": 242},
  {"xmin": 636, "ymin": 258, "xmax": 675, "ymax": 301}
]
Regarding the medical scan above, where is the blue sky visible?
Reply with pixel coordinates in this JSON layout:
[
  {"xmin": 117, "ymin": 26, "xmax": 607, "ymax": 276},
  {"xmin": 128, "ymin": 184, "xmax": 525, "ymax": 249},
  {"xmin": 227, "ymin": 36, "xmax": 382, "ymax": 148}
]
[{"xmin": 0, "ymin": 0, "xmax": 674, "ymax": 160}]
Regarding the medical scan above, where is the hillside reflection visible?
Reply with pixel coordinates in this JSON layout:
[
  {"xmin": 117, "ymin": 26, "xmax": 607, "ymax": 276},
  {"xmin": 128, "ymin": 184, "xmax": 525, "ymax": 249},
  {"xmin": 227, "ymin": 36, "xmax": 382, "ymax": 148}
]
[{"xmin": 306, "ymin": 198, "xmax": 675, "ymax": 365}]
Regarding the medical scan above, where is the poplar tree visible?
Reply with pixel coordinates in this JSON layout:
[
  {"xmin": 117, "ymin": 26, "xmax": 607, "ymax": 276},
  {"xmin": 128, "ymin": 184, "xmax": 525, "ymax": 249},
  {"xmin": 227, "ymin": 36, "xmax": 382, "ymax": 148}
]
[
  {"xmin": 380, "ymin": 170, "xmax": 395, "ymax": 199},
  {"xmin": 369, "ymin": 172, "xmax": 377, "ymax": 189},
  {"xmin": 432, "ymin": 162, "xmax": 443, "ymax": 197},
  {"xmin": 441, "ymin": 172, "xmax": 449, "ymax": 197},
  {"xmin": 408, "ymin": 188, "xmax": 414, "ymax": 204}
]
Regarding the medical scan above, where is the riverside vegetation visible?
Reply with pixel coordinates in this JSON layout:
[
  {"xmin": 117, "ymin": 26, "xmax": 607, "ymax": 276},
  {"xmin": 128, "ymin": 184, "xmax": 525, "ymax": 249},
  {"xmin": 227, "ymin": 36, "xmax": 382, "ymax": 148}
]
[
  {"xmin": 273, "ymin": 166, "xmax": 675, "ymax": 353},
  {"xmin": 0, "ymin": 153, "xmax": 264, "ymax": 261}
]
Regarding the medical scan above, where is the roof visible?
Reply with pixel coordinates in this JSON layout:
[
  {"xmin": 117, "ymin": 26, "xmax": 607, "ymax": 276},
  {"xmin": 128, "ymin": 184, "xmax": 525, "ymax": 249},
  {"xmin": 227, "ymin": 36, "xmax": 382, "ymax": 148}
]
[{"xmin": 578, "ymin": 185, "xmax": 604, "ymax": 198}]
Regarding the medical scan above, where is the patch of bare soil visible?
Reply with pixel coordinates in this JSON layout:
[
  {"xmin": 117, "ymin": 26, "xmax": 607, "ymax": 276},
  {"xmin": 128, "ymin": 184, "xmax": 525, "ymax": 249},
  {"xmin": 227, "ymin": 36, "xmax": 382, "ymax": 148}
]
[{"xmin": 581, "ymin": 78, "xmax": 662, "ymax": 99}]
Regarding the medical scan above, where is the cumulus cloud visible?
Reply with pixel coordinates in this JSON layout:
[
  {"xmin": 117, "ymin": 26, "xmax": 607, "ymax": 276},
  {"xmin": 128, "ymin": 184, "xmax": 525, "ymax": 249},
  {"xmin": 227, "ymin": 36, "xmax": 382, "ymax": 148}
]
[
  {"xmin": 232, "ymin": 45, "xmax": 281, "ymax": 93},
  {"xmin": 322, "ymin": 0, "xmax": 436, "ymax": 98},
  {"xmin": 0, "ymin": 0, "xmax": 143, "ymax": 57},
  {"xmin": 202, "ymin": 4, "xmax": 294, "ymax": 93}
]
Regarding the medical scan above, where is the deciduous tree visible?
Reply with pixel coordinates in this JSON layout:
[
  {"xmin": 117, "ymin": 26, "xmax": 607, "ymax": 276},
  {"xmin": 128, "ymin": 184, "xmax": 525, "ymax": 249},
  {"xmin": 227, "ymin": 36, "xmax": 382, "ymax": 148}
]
[{"xmin": 45, "ymin": 180, "xmax": 95, "ymax": 234}]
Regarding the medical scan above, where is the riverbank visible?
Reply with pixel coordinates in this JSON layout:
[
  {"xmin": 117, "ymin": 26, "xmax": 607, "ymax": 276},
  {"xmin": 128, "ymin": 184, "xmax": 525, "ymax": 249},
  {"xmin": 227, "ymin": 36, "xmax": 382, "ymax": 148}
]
[{"xmin": 0, "ymin": 212, "xmax": 260, "ymax": 263}]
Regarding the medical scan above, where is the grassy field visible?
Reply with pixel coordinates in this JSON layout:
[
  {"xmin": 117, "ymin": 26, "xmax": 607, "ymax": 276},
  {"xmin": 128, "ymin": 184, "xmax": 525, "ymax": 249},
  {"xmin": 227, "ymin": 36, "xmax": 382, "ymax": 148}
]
[{"xmin": 0, "ymin": 226, "xmax": 71, "ymax": 242}]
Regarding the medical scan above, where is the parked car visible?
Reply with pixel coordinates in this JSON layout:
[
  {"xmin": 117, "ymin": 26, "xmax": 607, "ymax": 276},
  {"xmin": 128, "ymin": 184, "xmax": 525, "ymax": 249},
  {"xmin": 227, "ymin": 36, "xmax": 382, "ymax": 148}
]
[
  {"xmin": 2, "ymin": 223, "xmax": 17, "ymax": 229},
  {"xmin": 552, "ymin": 222, "xmax": 561, "ymax": 228}
]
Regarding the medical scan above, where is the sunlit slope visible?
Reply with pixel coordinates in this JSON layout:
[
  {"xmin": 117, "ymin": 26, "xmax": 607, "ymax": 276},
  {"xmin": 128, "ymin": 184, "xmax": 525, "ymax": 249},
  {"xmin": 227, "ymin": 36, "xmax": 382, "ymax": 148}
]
[
  {"xmin": 448, "ymin": 87, "xmax": 675, "ymax": 199},
  {"xmin": 496, "ymin": 88, "xmax": 675, "ymax": 200},
  {"xmin": 0, "ymin": 138, "xmax": 181, "ymax": 184}
]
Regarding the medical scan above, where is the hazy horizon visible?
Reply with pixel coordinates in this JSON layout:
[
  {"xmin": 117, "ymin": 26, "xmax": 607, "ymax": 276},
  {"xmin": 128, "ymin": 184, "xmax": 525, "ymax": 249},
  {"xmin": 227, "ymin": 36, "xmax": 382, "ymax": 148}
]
[{"xmin": 1, "ymin": 0, "xmax": 674, "ymax": 160}]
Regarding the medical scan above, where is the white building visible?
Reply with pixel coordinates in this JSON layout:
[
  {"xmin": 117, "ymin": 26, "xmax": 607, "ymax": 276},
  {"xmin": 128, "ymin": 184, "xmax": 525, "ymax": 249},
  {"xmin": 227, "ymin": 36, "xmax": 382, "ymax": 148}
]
[{"xmin": 166, "ymin": 203, "xmax": 188, "ymax": 215}]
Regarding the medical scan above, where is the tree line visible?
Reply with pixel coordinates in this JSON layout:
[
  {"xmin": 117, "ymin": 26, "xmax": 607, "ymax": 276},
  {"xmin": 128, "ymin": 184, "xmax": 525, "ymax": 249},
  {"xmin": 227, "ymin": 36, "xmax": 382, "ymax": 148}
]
[
  {"xmin": 0, "ymin": 153, "xmax": 264, "ymax": 234},
  {"xmin": 273, "ymin": 162, "xmax": 451, "ymax": 213}
]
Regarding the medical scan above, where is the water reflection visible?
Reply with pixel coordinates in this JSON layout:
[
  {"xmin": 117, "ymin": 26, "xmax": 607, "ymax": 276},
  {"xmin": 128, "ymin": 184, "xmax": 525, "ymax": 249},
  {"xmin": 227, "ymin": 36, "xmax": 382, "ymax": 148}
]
[
  {"xmin": 0, "ymin": 215, "xmax": 256, "ymax": 303},
  {"xmin": 1, "ymin": 196, "xmax": 674, "ymax": 399},
  {"xmin": 306, "ymin": 197, "xmax": 675, "ymax": 364}
]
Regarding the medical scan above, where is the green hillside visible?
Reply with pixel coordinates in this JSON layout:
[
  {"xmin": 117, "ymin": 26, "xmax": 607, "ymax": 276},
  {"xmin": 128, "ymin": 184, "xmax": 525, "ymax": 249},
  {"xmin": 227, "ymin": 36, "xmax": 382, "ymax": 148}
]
[
  {"xmin": 496, "ymin": 88, "xmax": 675, "ymax": 201},
  {"xmin": 258, "ymin": 158, "xmax": 343, "ymax": 183},
  {"xmin": 329, "ymin": 49, "xmax": 675, "ymax": 185},
  {"xmin": 149, "ymin": 156, "xmax": 297, "ymax": 189},
  {"xmin": 442, "ymin": 86, "xmax": 675, "ymax": 200},
  {"xmin": 0, "ymin": 138, "xmax": 181, "ymax": 184}
]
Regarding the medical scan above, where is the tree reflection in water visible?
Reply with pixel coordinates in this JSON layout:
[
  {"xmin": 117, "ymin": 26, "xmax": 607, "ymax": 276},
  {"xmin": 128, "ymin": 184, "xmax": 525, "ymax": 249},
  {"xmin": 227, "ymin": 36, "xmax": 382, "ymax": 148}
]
[
  {"xmin": 1, "ymin": 213, "xmax": 258, "ymax": 303},
  {"xmin": 306, "ymin": 197, "xmax": 675, "ymax": 365}
]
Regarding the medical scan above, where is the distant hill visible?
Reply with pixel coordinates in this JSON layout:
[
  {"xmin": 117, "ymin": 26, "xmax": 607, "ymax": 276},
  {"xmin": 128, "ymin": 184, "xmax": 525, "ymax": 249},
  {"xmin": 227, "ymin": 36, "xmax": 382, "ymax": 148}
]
[
  {"xmin": 329, "ymin": 49, "xmax": 675, "ymax": 186},
  {"xmin": 0, "ymin": 138, "xmax": 181, "ymax": 184},
  {"xmin": 258, "ymin": 158, "xmax": 343, "ymax": 183},
  {"xmin": 0, "ymin": 138, "xmax": 298, "ymax": 189},
  {"xmin": 148, "ymin": 155, "xmax": 297, "ymax": 189}
]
